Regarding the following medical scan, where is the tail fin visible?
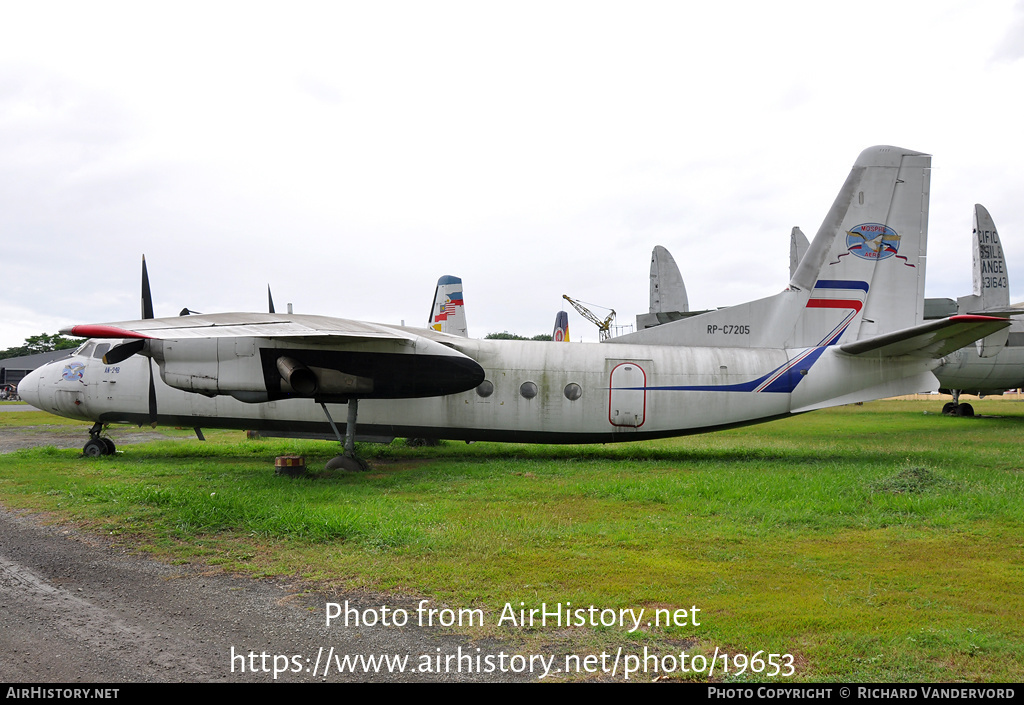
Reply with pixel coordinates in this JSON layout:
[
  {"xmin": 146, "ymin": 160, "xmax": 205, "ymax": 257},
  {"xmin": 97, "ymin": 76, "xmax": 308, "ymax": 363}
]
[
  {"xmin": 609, "ymin": 146, "xmax": 931, "ymax": 349},
  {"xmin": 650, "ymin": 245, "xmax": 689, "ymax": 313},
  {"xmin": 958, "ymin": 204, "xmax": 1010, "ymax": 313},
  {"xmin": 789, "ymin": 227, "xmax": 809, "ymax": 280},
  {"xmin": 553, "ymin": 310, "xmax": 569, "ymax": 342},
  {"xmin": 956, "ymin": 205, "xmax": 1010, "ymax": 356},
  {"xmin": 429, "ymin": 275, "xmax": 468, "ymax": 337}
]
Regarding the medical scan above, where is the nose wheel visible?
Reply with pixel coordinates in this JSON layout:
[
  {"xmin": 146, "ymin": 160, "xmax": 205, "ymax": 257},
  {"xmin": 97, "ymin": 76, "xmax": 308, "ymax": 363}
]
[{"xmin": 83, "ymin": 423, "xmax": 116, "ymax": 456}]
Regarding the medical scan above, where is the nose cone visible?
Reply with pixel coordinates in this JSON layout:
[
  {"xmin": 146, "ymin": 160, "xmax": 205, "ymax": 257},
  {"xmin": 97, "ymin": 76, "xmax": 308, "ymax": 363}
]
[{"xmin": 17, "ymin": 366, "xmax": 45, "ymax": 409}]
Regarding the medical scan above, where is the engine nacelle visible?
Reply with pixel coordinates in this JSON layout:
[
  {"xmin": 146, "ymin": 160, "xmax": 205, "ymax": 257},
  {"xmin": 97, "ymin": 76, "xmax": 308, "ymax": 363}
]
[{"xmin": 276, "ymin": 356, "xmax": 318, "ymax": 395}]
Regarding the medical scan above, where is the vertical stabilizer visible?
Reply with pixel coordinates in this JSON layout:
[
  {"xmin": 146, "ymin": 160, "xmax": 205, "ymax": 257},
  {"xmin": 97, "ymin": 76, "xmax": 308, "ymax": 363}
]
[
  {"xmin": 611, "ymin": 146, "xmax": 931, "ymax": 350},
  {"xmin": 553, "ymin": 310, "xmax": 570, "ymax": 342},
  {"xmin": 791, "ymin": 145, "xmax": 930, "ymax": 345},
  {"xmin": 789, "ymin": 227, "xmax": 809, "ymax": 281},
  {"xmin": 957, "ymin": 205, "xmax": 1010, "ymax": 356},
  {"xmin": 650, "ymin": 245, "xmax": 689, "ymax": 313},
  {"xmin": 958, "ymin": 205, "xmax": 1010, "ymax": 312},
  {"xmin": 429, "ymin": 275, "xmax": 468, "ymax": 337}
]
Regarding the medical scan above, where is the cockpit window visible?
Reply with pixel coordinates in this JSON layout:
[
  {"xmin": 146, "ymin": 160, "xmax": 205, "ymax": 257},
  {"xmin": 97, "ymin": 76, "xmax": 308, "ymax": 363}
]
[
  {"xmin": 93, "ymin": 343, "xmax": 110, "ymax": 360},
  {"xmin": 77, "ymin": 342, "xmax": 96, "ymax": 358}
]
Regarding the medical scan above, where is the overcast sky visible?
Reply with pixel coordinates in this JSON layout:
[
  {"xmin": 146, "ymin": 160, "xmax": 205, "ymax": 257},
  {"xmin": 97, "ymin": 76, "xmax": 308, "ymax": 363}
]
[{"xmin": 2, "ymin": 1, "xmax": 1023, "ymax": 348}]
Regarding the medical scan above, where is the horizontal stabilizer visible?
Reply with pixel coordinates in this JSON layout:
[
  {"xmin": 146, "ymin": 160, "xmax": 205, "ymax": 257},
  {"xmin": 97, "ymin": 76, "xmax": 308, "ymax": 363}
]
[
  {"xmin": 838, "ymin": 315, "xmax": 1009, "ymax": 359},
  {"xmin": 959, "ymin": 307, "xmax": 1024, "ymax": 317}
]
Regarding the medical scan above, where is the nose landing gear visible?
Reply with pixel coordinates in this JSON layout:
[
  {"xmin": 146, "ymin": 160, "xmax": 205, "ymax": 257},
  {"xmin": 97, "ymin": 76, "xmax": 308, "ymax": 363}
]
[{"xmin": 83, "ymin": 422, "xmax": 116, "ymax": 456}]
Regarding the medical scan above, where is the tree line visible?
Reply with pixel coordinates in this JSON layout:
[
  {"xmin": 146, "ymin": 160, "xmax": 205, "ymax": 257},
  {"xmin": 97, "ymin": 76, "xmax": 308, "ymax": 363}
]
[{"xmin": 0, "ymin": 333, "xmax": 79, "ymax": 361}]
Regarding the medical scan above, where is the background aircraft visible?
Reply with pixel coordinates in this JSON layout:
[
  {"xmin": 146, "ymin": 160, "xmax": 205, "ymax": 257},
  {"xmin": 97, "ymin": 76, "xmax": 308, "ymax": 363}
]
[
  {"xmin": 428, "ymin": 275, "xmax": 468, "ymax": 337},
  {"xmin": 552, "ymin": 311, "xmax": 569, "ymax": 342},
  {"xmin": 19, "ymin": 146, "xmax": 1008, "ymax": 467}
]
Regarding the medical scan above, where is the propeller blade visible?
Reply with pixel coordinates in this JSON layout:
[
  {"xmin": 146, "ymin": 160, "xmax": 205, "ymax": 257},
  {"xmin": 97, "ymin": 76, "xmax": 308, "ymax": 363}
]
[
  {"xmin": 268, "ymin": 285, "xmax": 276, "ymax": 314},
  {"xmin": 102, "ymin": 339, "xmax": 146, "ymax": 364},
  {"xmin": 141, "ymin": 255, "xmax": 154, "ymax": 320},
  {"xmin": 148, "ymin": 360, "xmax": 158, "ymax": 428}
]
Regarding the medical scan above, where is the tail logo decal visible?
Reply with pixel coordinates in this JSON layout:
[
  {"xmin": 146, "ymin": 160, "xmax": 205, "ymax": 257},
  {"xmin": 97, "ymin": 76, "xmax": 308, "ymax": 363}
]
[
  {"xmin": 833, "ymin": 223, "xmax": 915, "ymax": 267},
  {"xmin": 433, "ymin": 292, "xmax": 464, "ymax": 324}
]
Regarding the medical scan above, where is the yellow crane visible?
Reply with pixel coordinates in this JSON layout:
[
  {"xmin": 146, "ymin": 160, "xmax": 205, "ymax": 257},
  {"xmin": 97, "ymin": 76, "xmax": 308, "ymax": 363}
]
[{"xmin": 562, "ymin": 294, "xmax": 615, "ymax": 341}]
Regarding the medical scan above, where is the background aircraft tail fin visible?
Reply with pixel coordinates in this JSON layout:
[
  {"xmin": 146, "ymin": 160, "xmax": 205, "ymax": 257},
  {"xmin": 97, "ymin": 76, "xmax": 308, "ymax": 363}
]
[
  {"xmin": 429, "ymin": 275, "xmax": 468, "ymax": 337},
  {"xmin": 789, "ymin": 227, "xmax": 809, "ymax": 281},
  {"xmin": 553, "ymin": 310, "xmax": 569, "ymax": 342},
  {"xmin": 958, "ymin": 204, "xmax": 1010, "ymax": 313},
  {"xmin": 956, "ymin": 204, "xmax": 1011, "ymax": 356},
  {"xmin": 650, "ymin": 245, "xmax": 688, "ymax": 313}
]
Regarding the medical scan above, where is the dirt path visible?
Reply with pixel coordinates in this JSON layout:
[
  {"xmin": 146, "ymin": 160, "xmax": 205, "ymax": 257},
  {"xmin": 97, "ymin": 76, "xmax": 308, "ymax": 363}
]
[
  {"xmin": 0, "ymin": 425, "xmax": 172, "ymax": 454},
  {"xmin": 0, "ymin": 424, "xmax": 530, "ymax": 683}
]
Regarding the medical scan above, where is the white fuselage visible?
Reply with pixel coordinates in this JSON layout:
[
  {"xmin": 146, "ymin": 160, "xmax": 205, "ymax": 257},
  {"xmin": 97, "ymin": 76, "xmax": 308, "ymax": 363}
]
[
  {"xmin": 20, "ymin": 336, "xmax": 936, "ymax": 444},
  {"xmin": 935, "ymin": 334, "xmax": 1024, "ymax": 394}
]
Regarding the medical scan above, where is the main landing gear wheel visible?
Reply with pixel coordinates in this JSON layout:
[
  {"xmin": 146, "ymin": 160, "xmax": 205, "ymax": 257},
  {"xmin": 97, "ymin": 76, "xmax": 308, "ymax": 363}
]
[
  {"xmin": 956, "ymin": 402, "xmax": 975, "ymax": 417},
  {"xmin": 325, "ymin": 454, "xmax": 369, "ymax": 472},
  {"xmin": 83, "ymin": 438, "xmax": 107, "ymax": 457},
  {"xmin": 943, "ymin": 390, "xmax": 975, "ymax": 417}
]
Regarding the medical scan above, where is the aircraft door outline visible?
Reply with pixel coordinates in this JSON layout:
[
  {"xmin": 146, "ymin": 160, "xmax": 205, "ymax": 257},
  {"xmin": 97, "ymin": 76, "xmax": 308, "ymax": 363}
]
[{"xmin": 608, "ymin": 361, "xmax": 647, "ymax": 428}]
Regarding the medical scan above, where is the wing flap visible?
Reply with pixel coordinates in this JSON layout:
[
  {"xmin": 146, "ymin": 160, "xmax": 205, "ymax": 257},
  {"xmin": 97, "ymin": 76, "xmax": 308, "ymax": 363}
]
[{"xmin": 838, "ymin": 315, "xmax": 1010, "ymax": 359}]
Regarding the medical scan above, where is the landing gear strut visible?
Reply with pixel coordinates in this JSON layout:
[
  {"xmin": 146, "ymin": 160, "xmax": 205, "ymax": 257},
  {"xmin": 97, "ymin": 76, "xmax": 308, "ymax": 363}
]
[
  {"xmin": 942, "ymin": 390, "xmax": 975, "ymax": 417},
  {"xmin": 83, "ymin": 422, "xmax": 116, "ymax": 456},
  {"xmin": 321, "ymin": 400, "xmax": 368, "ymax": 471}
]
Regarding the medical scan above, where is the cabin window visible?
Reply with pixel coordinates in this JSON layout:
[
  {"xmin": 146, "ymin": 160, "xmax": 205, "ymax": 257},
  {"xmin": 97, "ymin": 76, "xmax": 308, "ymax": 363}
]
[
  {"xmin": 476, "ymin": 380, "xmax": 494, "ymax": 397},
  {"xmin": 519, "ymin": 381, "xmax": 538, "ymax": 399},
  {"xmin": 563, "ymin": 383, "xmax": 582, "ymax": 401}
]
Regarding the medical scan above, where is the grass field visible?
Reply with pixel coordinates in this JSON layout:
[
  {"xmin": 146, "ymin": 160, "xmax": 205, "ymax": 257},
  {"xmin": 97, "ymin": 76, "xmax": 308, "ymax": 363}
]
[{"xmin": 1, "ymin": 399, "xmax": 1022, "ymax": 682}]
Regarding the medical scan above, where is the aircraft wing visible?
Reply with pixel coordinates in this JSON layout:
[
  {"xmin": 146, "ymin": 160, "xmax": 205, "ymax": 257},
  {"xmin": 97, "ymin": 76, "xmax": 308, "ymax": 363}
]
[
  {"xmin": 63, "ymin": 312, "xmax": 413, "ymax": 343},
  {"xmin": 61, "ymin": 313, "xmax": 485, "ymax": 401},
  {"xmin": 838, "ymin": 315, "xmax": 1010, "ymax": 359}
]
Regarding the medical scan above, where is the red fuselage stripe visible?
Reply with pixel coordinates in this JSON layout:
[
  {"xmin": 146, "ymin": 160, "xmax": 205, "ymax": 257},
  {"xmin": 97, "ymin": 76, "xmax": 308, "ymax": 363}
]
[{"xmin": 806, "ymin": 298, "xmax": 864, "ymax": 312}]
